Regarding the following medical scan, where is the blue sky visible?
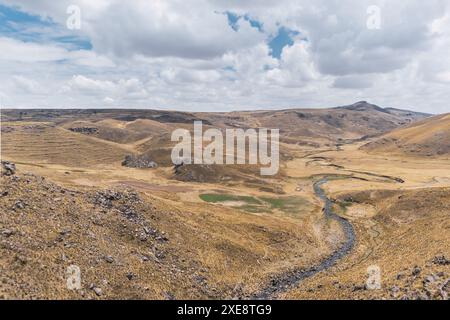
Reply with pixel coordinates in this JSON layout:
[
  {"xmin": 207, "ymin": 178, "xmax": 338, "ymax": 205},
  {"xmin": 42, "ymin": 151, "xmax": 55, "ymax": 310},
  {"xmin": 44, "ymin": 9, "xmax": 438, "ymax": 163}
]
[
  {"xmin": 0, "ymin": 4, "xmax": 91, "ymax": 50},
  {"xmin": 268, "ymin": 27, "xmax": 301, "ymax": 59},
  {"xmin": 225, "ymin": 11, "xmax": 299, "ymax": 59}
]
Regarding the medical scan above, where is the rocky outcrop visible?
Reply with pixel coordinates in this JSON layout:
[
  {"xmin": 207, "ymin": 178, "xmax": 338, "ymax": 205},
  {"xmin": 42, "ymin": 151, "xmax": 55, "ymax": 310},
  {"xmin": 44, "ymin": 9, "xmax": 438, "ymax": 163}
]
[
  {"xmin": 122, "ymin": 154, "xmax": 158, "ymax": 169},
  {"xmin": 173, "ymin": 163, "xmax": 218, "ymax": 183},
  {"xmin": 69, "ymin": 127, "xmax": 98, "ymax": 135}
]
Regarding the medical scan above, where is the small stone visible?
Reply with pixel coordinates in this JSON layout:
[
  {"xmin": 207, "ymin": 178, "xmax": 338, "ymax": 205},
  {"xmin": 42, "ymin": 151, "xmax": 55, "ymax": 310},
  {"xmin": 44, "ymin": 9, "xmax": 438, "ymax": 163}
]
[
  {"xmin": 1, "ymin": 229, "xmax": 14, "ymax": 237},
  {"xmin": 59, "ymin": 229, "xmax": 71, "ymax": 236},
  {"xmin": 139, "ymin": 233, "xmax": 148, "ymax": 242},
  {"xmin": 1, "ymin": 161, "xmax": 16, "ymax": 176},
  {"xmin": 390, "ymin": 285, "xmax": 400, "ymax": 297},
  {"xmin": 14, "ymin": 201, "xmax": 25, "ymax": 210},
  {"xmin": 163, "ymin": 292, "xmax": 175, "ymax": 300},
  {"xmin": 396, "ymin": 272, "xmax": 406, "ymax": 280},
  {"xmin": 352, "ymin": 284, "xmax": 366, "ymax": 292},
  {"xmin": 423, "ymin": 275, "xmax": 436, "ymax": 284},
  {"xmin": 412, "ymin": 266, "xmax": 421, "ymax": 276},
  {"xmin": 93, "ymin": 287, "xmax": 103, "ymax": 296},
  {"xmin": 105, "ymin": 256, "xmax": 114, "ymax": 263}
]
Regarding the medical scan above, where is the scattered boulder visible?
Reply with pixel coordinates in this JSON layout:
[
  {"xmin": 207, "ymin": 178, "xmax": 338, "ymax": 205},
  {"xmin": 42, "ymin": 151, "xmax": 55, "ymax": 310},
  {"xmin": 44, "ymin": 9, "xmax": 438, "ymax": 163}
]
[{"xmin": 1, "ymin": 161, "xmax": 16, "ymax": 176}]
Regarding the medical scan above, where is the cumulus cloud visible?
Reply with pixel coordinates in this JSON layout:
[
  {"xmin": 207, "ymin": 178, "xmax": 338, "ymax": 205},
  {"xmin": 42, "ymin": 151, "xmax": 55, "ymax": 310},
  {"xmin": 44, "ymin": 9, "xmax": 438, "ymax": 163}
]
[
  {"xmin": 12, "ymin": 75, "xmax": 46, "ymax": 94},
  {"xmin": 1, "ymin": 0, "xmax": 450, "ymax": 113},
  {"xmin": 0, "ymin": 37, "xmax": 67, "ymax": 62},
  {"xmin": 68, "ymin": 75, "xmax": 115, "ymax": 94}
]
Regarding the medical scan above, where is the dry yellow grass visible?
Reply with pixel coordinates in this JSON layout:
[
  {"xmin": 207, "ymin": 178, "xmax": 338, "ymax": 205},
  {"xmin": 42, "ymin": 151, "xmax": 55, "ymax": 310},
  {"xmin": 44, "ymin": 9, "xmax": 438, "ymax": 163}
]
[
  {"xmin": 1, "ymin": 108, "xmax": 449, "ymax": 300},
  {"xmin": 361, "ymin": 113, "xmax": 450, "ymax": 157},
  {"xmin": 1, "ymin": 123, "xmax": 131, "ymax": 167}
]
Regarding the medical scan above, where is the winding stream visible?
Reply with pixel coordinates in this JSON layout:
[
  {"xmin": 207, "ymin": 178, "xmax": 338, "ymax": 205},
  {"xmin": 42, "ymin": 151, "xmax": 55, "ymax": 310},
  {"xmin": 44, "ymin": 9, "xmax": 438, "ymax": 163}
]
[{"xmin": 252, "ymin": 177, "xmax": 356, "ymax": 299}]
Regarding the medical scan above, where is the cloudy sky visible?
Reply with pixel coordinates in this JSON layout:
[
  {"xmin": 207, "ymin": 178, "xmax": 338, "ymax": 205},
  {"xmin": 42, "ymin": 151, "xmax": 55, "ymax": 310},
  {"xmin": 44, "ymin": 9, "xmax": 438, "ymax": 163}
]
[{"xmin": 1, "ymin": 0, "xmax": 449, "ymax": 113}]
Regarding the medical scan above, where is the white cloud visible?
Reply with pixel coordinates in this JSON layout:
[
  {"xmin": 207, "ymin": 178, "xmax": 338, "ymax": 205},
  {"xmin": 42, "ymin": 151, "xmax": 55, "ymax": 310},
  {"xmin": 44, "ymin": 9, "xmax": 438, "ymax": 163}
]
[
  {"xmin": 103, "ymin": 96, "xmax": 115, "ymax": 105},
  {"xmin": 0, "ymin": 37, "xmax": 67, "ymax": 62},
  {"xmin": 1, "ymin": 0, "xmax": 450, "ymax": 113},
  {"xmin": 265, "ymin": 42, "xmax": 318, "ymax": 87},
  {"xmin": 68, "ymin": 75, "xmax": 115, "ymax": 94},
  {"xmin": 0, "ymin": 37, "xmax": 114, "ymax": 67},
  {"xmin": 12, "ymin": 75, "xmax": 46, "ymax": 94}
]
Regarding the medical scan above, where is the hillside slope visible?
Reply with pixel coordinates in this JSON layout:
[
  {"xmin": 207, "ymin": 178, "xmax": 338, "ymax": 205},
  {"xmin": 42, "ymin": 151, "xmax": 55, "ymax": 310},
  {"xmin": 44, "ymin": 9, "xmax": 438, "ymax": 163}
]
[
  {"xmin": 361, "ymin": 113, "xmax": 450, "ymax": 157},
  {"xmin": 286, "ymin": 186, "xmax": 450, "ymax": 300},
  {"xmin": 0, "ymin": 169, "xmax": 330, "ymax": 299},
  {"xmin": 198, "ymin": 101, "xmax": 430, "ymax": 145},
  {"xmin": 0, "ymin": 123, "xmax": 131, "ymax": 167}
]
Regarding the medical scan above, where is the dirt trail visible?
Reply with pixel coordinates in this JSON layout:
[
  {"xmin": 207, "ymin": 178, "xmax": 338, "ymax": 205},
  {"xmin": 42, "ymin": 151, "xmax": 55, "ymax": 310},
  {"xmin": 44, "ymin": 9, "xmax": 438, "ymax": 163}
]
[{"xmin": 252, "ymin": 177, "xmax": 356, "ymax": 299}]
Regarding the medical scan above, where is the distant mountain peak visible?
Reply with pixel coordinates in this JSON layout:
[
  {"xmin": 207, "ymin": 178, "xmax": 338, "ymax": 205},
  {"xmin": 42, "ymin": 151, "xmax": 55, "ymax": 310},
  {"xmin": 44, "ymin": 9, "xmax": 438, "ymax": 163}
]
[{"xmin": 336, "ymin": 101, "xmax": 389, "ymax": 113}]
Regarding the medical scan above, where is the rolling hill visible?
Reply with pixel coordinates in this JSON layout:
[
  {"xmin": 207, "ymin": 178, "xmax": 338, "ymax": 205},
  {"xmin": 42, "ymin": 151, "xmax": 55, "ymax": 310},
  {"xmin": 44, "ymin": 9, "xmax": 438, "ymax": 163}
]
[
  {"xmin": 1, "ymin": 102, "xmax": 449, "ymax": 300},
  {"xmin": 361, "ymin": 113, "xmax": 450, "ymax": 157},
  {"xmin": 2, "ymin": 101, "xmax": 430, "ymax": 149}
]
